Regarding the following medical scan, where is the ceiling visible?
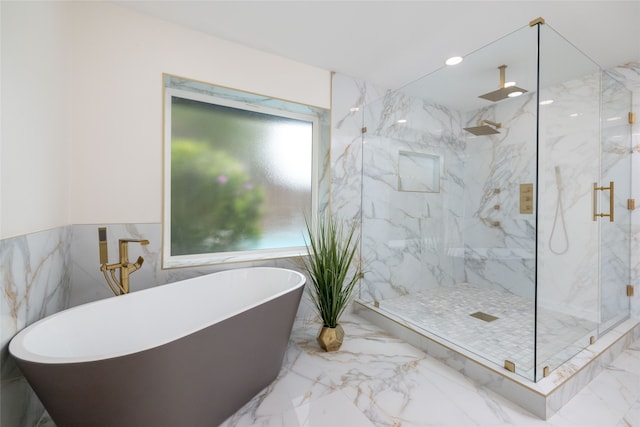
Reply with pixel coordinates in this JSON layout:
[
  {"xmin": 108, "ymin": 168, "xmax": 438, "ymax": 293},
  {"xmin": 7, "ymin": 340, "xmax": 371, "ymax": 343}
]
[{"xmin": 116, "ymin": 1, "xmax": 640, "ymax": 92}]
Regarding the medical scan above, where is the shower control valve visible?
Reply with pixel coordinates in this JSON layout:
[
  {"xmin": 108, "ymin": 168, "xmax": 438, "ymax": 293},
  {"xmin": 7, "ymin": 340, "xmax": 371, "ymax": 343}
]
[{"xmin": 520, "ymin": 183, "xmax": 534, "ymax": 214}]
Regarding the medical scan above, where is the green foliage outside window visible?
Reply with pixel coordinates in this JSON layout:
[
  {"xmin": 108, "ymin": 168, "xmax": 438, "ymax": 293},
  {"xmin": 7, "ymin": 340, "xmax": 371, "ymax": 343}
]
[
  {"xmin": 163, "ymin": 77, "xmax": 327, "ymax": 267},
  {"xmin": 170, "ymin": 139, "xmax": 265, "ymax": 255}
]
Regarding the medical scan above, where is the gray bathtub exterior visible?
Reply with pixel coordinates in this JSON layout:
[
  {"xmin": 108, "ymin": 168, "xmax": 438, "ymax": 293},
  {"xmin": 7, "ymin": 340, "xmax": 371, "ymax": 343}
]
[{"xmin": 11, "ymin": 270, "xmax": 304, "ymax": 427}]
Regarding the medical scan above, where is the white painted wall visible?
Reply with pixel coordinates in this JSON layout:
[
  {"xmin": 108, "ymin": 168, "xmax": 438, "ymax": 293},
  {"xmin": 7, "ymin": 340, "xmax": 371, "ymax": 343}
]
[
  {"xmin": 69, "ymin": 2, "xmax": 330, "ymax": 224},
  {"xmin": 0, "ymin": 1, "xmax": 73, "ymax": 238},
  {"xmin": 0, "ymin": 1, "xmax": 331, "ymax": 237}
]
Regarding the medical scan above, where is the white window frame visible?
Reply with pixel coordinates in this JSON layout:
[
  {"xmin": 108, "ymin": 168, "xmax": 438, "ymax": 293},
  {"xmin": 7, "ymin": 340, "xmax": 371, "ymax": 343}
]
[{"xmin": 163, "ymin": 87, "xmax": 320, "ymax": 269}]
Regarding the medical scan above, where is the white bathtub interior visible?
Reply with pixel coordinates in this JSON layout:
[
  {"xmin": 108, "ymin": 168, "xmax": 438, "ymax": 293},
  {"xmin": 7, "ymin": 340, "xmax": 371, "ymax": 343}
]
[{"xmin": 10, "ymin": 268, "xmax": 305, "ymax": 364}]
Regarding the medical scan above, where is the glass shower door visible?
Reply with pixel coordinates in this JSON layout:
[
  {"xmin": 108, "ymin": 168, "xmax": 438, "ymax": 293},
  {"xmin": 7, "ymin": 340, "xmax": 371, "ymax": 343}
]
[
  {"xmin": 535, "ymin": 23, "xmax": 602, "ymax": 380},
  {"xmin": 360, "ymin": 23, "xmax": 541, "ymax": 381},
  {"xmin": 599, "ymin": 72, "xmax": 632, "ymax": 334}
]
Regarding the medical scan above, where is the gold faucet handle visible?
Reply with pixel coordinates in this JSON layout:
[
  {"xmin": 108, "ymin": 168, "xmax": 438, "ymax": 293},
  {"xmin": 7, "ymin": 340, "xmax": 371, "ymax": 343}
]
[{"xmin": 119, "ymin": 239, "xmax": 150, "ymax": 245}]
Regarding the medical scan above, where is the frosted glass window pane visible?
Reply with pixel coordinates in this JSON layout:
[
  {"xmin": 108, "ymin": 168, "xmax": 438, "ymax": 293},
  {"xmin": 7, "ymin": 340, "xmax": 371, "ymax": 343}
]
[{"xmin": 170, "ymin": 97, "xmax": 313, "ymax": 256}]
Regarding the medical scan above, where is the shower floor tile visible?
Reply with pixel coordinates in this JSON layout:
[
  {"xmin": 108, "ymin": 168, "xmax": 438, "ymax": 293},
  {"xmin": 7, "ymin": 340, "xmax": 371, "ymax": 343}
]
[{"xmin": 379, "ymin": 282, "xmax": 597, "ymax": 378}]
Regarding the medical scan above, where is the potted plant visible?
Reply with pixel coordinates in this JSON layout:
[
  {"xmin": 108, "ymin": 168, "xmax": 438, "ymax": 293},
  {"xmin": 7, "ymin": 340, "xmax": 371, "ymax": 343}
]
[{"xmin": 302, "ymin": 214, "xmax": 362, "ymax": 352}]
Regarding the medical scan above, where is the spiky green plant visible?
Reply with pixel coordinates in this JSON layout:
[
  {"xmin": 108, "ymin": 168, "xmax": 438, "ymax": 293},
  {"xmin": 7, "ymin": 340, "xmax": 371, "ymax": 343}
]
[{"xmin": 302, "ymin": 215, "xmax": 362, "ymax": 328}]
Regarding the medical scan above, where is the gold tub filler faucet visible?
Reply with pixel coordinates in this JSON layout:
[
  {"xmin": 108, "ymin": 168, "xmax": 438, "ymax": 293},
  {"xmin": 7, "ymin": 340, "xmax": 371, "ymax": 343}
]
[{"xmin": 98, "ymin": 227, "xmax": 149, "ymax": 295}]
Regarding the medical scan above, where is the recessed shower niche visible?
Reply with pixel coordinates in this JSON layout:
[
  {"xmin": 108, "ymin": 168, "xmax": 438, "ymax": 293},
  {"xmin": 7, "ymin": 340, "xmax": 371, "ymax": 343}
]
[
  {"xmin": 356, "ymin": 18, "xmax": 636, "ymax": 418},
  {"xmin": 398, "ymin": 151, "xmax": 441, "ymax": 193}
]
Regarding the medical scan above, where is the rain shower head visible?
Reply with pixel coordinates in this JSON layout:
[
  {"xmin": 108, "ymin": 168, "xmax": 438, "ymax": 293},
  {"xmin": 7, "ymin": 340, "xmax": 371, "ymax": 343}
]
[
  {"xmin": 464, "ymin": 120, "xmax": 501, "ymax": 136},
  {"xmin": 478, "ymin": 65, "xmax": 527, "ymax": 102},
  {"xmin": 479, "ymin": 86, "xmax": 528, "ymax": 102}
]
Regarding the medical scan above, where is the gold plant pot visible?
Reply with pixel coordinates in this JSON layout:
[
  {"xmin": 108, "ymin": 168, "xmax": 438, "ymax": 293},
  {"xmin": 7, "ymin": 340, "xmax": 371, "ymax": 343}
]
[{"xmin": 317, "ymin": 324, "xmax": 344, "ymax": 352}]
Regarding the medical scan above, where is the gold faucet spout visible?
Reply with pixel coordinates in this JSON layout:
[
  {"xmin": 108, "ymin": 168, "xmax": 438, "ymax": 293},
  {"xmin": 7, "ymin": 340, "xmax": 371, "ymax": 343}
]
[
  {"xmin": 98, "ymin": 228, "xmax": 149, "ymax": 296},
  {"xmin": 116, "ymin": 239, "xmax": 149, "ymax": 295}
]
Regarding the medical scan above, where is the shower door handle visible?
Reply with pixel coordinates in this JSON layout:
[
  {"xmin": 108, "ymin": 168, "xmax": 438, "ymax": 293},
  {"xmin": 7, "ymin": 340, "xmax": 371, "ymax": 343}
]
[{"xmin": 593, "ymin": 181, "xmax": 614, "ymax": 222}]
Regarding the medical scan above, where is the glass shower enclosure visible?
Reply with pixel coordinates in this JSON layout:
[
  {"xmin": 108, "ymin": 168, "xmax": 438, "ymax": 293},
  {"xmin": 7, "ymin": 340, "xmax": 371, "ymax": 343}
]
[{"xmin": 359, "ymin": 20, "xmax": 631, "ymax": 382}]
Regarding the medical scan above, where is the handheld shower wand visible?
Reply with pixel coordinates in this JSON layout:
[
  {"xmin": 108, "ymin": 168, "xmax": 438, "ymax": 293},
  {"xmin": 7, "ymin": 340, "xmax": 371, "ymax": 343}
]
[
  {"xmin": 554, "ymin": 166, "xmax": 563, "ymax": 190},
  {"xmin": 549, "ymin": 166, "xmax": 569, "ymax": 255}
]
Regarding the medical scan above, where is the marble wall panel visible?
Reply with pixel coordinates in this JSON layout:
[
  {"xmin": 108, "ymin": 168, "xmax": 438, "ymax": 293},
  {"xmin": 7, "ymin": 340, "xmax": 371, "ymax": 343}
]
[
  {"xmin": 462, "ymin": 94, "xmax": 537, "ymax": 298},
  {"xmin": 1, "ymin": 227, "xmax": 71, "ymax": 427},
  {"xmin": 605, "ymin": 62, "xmax": 640, "ymax": 320},
  {"xmin": 354, "ymin": 62, "xmax": 640, "ymax": 328},
  {"xmin": 536, "ymin": 72, "xmax": 602, "ymax": 321},
  {"xmin": 68, "ymin": 223, "xmax": 315, "ymax": 312},
  {"xmin": 599, "ymin": 71, "xmax": 634, "ymax": 328},
  {"xmin": 330, "ymin": 74, "xmax": 370, "ymax": 220},
  {"xmin": 358, "ymin": 86, "xmax": 466, "ymax": 302}
]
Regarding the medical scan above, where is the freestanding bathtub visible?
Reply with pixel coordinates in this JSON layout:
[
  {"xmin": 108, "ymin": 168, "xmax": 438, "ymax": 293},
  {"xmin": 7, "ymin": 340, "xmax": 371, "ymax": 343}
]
[{"xmin": 9, "ymin": 267, "xmax": 305, "ymax": 427}]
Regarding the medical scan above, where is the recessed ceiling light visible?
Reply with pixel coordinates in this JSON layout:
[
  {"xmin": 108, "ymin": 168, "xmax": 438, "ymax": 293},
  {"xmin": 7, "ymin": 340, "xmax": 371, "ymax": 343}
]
[
  {"xmin": 540, "ymin": 99, "xmax": 554, "ymax": 105},
  {"xmin": 350, "ymin": 107, "xmax": 360, "ymax": 112},
  {"xmin": 397, "ymin": 119, "xmax": 407, "ymax": 124},
  {"xmin": 445, "ymin": 56, "xmax": 463, "ymax": 66}
]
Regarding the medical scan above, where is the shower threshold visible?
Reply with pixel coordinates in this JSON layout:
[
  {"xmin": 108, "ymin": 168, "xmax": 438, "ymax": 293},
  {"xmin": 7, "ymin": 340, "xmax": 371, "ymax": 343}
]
[{"xmin": 354, "ymin": 298, "xmax": 639, "ymax": 419}]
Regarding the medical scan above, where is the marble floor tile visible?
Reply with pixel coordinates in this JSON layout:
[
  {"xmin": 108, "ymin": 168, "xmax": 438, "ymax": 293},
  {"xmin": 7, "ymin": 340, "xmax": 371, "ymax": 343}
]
[
  {"xmin": 617, "ymin": 400, "xmax": 640, "ymax": 427},
  {"xmin": 221, "ymin": 312, "xmax": 639, "ymax": 427}
]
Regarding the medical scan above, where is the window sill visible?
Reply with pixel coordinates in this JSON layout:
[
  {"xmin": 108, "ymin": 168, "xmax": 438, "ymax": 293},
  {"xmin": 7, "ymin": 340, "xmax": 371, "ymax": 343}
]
[{"xmin": 162, "ymin": 247, "xmax": 308, "ymax": 269}]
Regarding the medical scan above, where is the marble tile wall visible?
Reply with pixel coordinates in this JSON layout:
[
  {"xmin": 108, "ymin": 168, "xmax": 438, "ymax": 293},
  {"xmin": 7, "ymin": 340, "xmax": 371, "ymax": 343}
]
[
  {"xmin": 350, "ymin": 63, "xmax": 640, "ymax": 325},
  {"xmin": 536, "ymin": 72, "xmax": 602, "ymax": 322},
  {"xmin": 462, "ymin": 92, "xmax": 537, "ymax": 300},
  {"xmin": 607, "ymin": 62, "xmax": 640, "ymax": 320},
  {"xmin": 358, "ymin": 89, "xmax": 466, "ymax": 302},
  {"xmin": 1, "ymin": 227, "xmax": 71, "ymax": 427},
  {"xmin": 599, "ymin": 70, "xmax": 635, "ymax": 328},
  {"xmin": 67, "ymin": 224, "xmax": 310, "ymax": 308},
  {"xmin": 330, "ymin": 73, "xmax": 377, "ymax": 221},
  {"xmin": 351, "ymin": 77, "xmax": 546, "ymax": 304},
  {"xmin": 329, "ymin": 73, "xmax": 392, "ymax": 301},
  {"xmin": 337, "ymin": 62, "xmax": 640, "ymax": 380}
]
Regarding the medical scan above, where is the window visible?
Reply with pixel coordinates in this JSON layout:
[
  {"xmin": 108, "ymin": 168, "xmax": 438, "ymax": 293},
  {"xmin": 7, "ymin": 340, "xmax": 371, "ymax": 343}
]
[{"xmin": 163, "ymin": 75, "xmax": 329, "ymax": 268}]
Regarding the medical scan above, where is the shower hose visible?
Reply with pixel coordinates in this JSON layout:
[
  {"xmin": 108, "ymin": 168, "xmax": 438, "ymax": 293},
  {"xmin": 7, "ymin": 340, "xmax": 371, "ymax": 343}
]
[{"xmin": 548, "ymin": 166, "xmax": 569, "ymax": 255}]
